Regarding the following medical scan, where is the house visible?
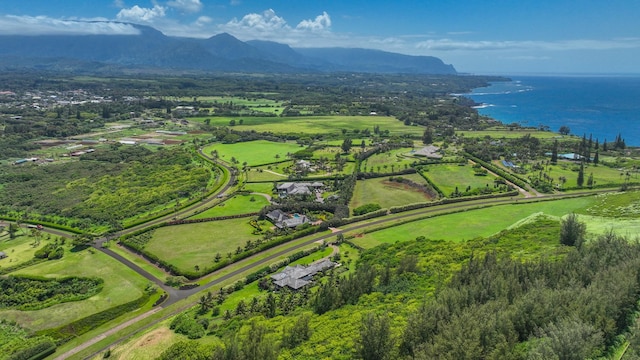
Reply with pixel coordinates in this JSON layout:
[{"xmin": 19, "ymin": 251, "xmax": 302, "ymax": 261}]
[
  {"xmin": 414, "ymin": 145, "xmax": 443, "ymax": 159},
  {"xmin": 271, "ymin": 259, "xmax": 335, "ymax": 290},
  {"xmin": 0, "ymin": 251, "xmax": 7, "ymax": 260},
  {"xmin": 265, "ymin": 209, "xmax": 310, "ymax": 229},
  {"xmin": 277, "ymin": 182, "xmax": 324, "ymax": 197}
]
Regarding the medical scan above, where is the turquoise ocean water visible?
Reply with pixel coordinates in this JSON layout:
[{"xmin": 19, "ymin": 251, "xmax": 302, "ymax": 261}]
[{"xmin": 466, "ymin": 76, "xmax": 640, "ymax": 146}]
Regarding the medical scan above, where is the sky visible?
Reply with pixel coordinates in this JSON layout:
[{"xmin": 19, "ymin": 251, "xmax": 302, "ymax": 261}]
[{"xmin": 0, "ymin": 0, "xmax": 639, "ymax": 75}]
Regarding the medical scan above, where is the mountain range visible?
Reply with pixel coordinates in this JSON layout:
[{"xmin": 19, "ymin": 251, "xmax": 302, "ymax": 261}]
[{"xmin": 0, "ymin": 23, "xmax": 456, "ymax": 75}]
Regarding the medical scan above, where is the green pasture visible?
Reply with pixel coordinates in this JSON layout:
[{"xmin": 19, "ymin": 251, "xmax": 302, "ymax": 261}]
[
  {"xmin": 244, "ymin": 182, "xmax": 275, "ymax": 195},
  {"xmin": 361, "ymin": 148, "xmax": 419, "ymax": 173},
  {"xmin": 456, "ymin": 128, "xmax": 561, "ymax": 140},
  {"xmin": 193, "ymin": 116, "xmax": 423, "ymax": 136},
  {"xmin": 495, "ymin": 159, "xmax": 632, "ymax": 188},
  {"xmin": 144, "ymin": 218, "xmax": 265, "ymax": 273},
  {"xmin": 189, "ymin": 194, "xmax": 270, "ymax": 219},
  {"xmin": 574, "ymin": 214, "xmax": 640, "ymax": 239},
  {"xmin": 203, "ymin": 140, "xmax": 302, "ymax": 167},
  {"xmin": 1, "ymin": 249, "xmax": 148, "ymax": 331},
  {"xmin": 350, "ymin": 174, "xmax": 435, "ymax": 210},
  {"xmin": 0, "ymin": 234, "xmax": 45, "ymax": 268},
  {"xmin": 350, "ymin": 196, "xmax": 597, "ymax": 249},
  {"xmin": 422, "ymin": 162, "xmax": 502, "ymax": 195},
  {"xmin": 580, "ymin": 190, "xmax": 640, "ymax": 218}
]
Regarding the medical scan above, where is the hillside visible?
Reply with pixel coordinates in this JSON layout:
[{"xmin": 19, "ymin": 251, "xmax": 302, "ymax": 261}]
[{"xmin": 0, "ymin": 23, "xmax": 456, "ymax": 75}]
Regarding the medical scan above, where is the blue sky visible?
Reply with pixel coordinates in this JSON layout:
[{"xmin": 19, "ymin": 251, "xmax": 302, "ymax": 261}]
[{"xmin": 0, "ymin": 0, "xmax": 639, "ymax": 74}]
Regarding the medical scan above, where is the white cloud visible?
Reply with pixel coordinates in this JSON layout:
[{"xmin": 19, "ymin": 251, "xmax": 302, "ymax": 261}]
[
  {"xmin": 0, "ymin": 15, "xmax": 141, "ymax": 35},
  {"xmin": 195, "ymin": 16, "xmax": 212, "ymax": 26},
  {"xmin": 415, "ymin": 38, "xmax": 640, "ymax": 52},
  {"xmin": 167, "ymin": 0, "xmax": 203, "ymax": 13},
  {"xmin": 113, "ymin": 0, "xmax": 125, "ymax": 8},
  {"xmin": 116, "ymin": 5, "xmax": 166, "ymax": 23},
  {"xmin": 222, "ymin": 9, "xmax": 289, "ymax": 33},
  {"xmin": 296, "ymin": 11, "xmax": 331, "ymax": 31},
  {"xmin": 230, "ymin": 0, "xmax": 242, "ymax": 5}
]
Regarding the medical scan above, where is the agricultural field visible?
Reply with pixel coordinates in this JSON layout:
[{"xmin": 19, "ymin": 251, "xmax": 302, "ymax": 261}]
[
  {"xmin": 1, "ymin": 249, "xmax": 149, "ymax": 331},
  {"xmin": 143, "ymin": 218, "xmax": 267, "ymax": 274},
  {"xmin": 350, "ymin": 173, "xmax": 436, "ymax": 210},
  {"xmin": 350, "ymin": 196, "xmax": 596, "ymax": 249},
  {"xmin": 189, "ymin": 194, "xmax": 270, "ymax": 219},
  {"xmin": 203, "ymin": 140, "xmax": 302, "ymax": 167},
  {"xmin": 195, "ymin": 115, "xmax": 424, "ymax": 136},
  {"xmin": 421, "ymin": 161, "xmax": 504, "ymax": 196}
]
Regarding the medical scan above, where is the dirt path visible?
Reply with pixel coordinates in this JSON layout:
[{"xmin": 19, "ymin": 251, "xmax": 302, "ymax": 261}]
[
  {"xmin": 263, "ymin": 169, "xmax": 287, "ymax": 177},
  {"xmin": 251, "ymin": 192, "xmax": 272, "ymax": 202}
]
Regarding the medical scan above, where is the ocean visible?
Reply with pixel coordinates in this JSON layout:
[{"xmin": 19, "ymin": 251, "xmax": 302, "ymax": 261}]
[{"xmin": 466, "ymin": 75, "xmax": 640, "ymax": 146}]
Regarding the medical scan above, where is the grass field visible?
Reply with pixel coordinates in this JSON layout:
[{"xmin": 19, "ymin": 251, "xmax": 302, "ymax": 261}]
[
  {"xmin": 144, "ymin": 218, "xmax": 264, "ymax": 273},
  {"xmin": 422, "ymin": 161, "xmax": 502, "ymax": 195},
  {"xmin": 244, "ymin": 182, "xmax": 276, "ymax": 195},
  {"xmin": 350, "ymin": 174, "xmax": 436, "ymax": 210},
  {"xmin": 456, "ymin": 128, "xmax": 562, "ymax": 139},
  {"xmin": 494, "ymin": 159, "xmax": 631, "ymax": 188},
  {"xmin": 361, "ymin": 148, "xmax": 420, "ymax": 173},
  {"xmin": 0, "ymin": 249, "xmax": 148, "ymax": 331},
  {"xmin": 189, "ymin": 194, "xmax": 270, "ymax": 219},
  {"xmin": 0, "ymin": 234, "xmax": 44, "ymax": 268},
  {"xmin": 203, "ymin": 140, "xmax": 302, "ymax": 167},
  {"xmin": 350, "ymin": 197, "xmax": 597, "ymax": 249},
  {"xmin": 193, "ymin": 116, "xmax": 424, "ymax": 136}
]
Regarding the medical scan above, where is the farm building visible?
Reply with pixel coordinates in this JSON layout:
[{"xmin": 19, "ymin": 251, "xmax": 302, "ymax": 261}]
[{"xmin": 271, "ymin": 259, "xmax": 335, "ymax": 290}]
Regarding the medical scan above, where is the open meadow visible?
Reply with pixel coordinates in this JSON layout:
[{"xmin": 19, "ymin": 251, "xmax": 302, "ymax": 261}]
[
  {"xmin": 144, "ymin": 218, "xmax": 266, "ymax": 274},
  {"xmin": 350, "ymin": 196, "xmax": 596, "ymax": 249},
  {"xmin": 422, "ymin": 161, "xmax": 503, "ymax": 195},
  {"xmin": 203, "ymin": 140, "xmax": 302, "ymax": 166},
  {"xmin": 350, "ymin": 174, "xmax": 436, "ymax": 210},
  {"xmin": 1, "ymin": 249, "xmax": 149, "ymax": 331},
  {"xmin": 189, "ymin": 194, "xmax": 270, "ymax": 219},
  {"xmin": 194, "ymin": 115, "xmax": 424, "ymax": 136}
]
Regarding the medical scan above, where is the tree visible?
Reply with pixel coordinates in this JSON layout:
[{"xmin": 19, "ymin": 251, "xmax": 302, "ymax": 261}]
[
  {"xmin": 341, "ymin": 138, "xmax": 353, "ymax": 153},
  {"xmin": 587, "ymin": 172, "xmax": 594, "ymax": 188},
  {"xmin": 559, "ymin": 125, "xmax": 570, "ymax": 135},
  {"xmin": 593, "ymin": 150, "xmax": 599, "ymax": 164},
  {"xmin": 577, "ymin": 162, "xmax": 585, "ymax": 187},
  {"xmin": 281, "ymin": 314, "xmax": 312, "ymax": 349},
  {"xmin": 422, "ymin": 127, "xmax": 434, "ymax": 145},
  {"xmin": 560, "ymin": 213, "xmax": 586, "ymax": 248},
  {"xmin": 356, "ymin": 312, "xmax": 394, "ymax": 360},
  {"xmin": 551, "ymin": 139, "xmax": 558, "ymax": 164}
]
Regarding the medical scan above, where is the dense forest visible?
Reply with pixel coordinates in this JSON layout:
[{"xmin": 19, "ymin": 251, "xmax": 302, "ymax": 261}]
[{"xmin": 0, "ymin": 147, "xmax": 211, "ymax": 229}]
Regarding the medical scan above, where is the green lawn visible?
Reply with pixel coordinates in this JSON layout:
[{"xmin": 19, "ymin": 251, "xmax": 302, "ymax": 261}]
[
  {"xmin": 351, "ymin": 197, "xmax": 597, "ymax": 249},
  {"xmin": 422, "ymin": 162, "xmax": 502, "ymax": 195},
  {"xmin": 247, "ymin": 161, "xmax": 356, "ymax": 182},
  {"xmin": 144, "ymin": 218, "xmax": 265, "ymax": 273},
  {"xmin": 244, "ymin": 182, "xmax": 276, "ymax": 195},
  {"xmin": 194, "ymin": 116, "xmax": 424, "ymax": 136},
  {"xmin": 350, "ymin": 174, "xmax": 436, "ymax": 210},
  {"xmin": 0, "ymin": 249, "xmax": 148, "ymax": 331},
  {"xmin": 203, "ymin": 140, "xmax": 302, "ymax": 167},
  {"xmin": 189, "ymin": 194, "xmax": 270, "ymax": 219}
]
